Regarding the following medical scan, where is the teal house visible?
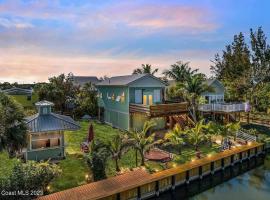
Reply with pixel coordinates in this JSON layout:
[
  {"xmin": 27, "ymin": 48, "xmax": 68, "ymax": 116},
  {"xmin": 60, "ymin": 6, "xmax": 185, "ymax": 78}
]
[
  {"xmin": 96, "ymin": 74, "xmax": 189, "ymax": 131},
  {"xmin": 201, "ymin": 79, "xmax": 225, "ymax": 104},
  {"xmin": 24, "ymin": 101, "xmax": 80, "ymax": 161}
]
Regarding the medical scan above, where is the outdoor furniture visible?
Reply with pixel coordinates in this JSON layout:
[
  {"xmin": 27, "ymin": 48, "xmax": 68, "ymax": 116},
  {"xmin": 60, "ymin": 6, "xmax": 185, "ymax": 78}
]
[{"xmin": 81, "ymin": 142, "xmax": 90, "ymax": 153}]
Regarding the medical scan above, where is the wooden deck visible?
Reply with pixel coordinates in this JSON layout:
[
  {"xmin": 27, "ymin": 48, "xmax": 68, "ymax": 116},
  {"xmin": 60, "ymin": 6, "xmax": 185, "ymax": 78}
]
[
  {"xmin": 38, "ymin": 169, "xmax": 151, "ymax": 200},
  {"xmin": 38, "ymin": 142, "xmax": 264, "ymax": 200},
  {"xmin": 129, "ymin": 102, "xmax": 188, "ymax": 117}
]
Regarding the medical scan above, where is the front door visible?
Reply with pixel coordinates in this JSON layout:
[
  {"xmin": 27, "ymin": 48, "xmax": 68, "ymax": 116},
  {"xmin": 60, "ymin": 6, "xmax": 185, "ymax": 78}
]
[{"xmin": 143, "ymin": 94, "xmax": 153, "ymax": 105}]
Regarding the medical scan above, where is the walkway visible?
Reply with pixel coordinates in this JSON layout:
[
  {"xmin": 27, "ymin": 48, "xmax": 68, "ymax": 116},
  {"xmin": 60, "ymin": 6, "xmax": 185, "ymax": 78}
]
[{"xmin": 38, "ymin": 142, "xmax": 263, "ymax": 200}]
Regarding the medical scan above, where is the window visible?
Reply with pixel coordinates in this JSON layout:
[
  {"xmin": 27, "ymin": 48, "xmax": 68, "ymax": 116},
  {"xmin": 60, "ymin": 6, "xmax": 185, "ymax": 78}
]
[
  {"xmin": 153, "ymin": 89, "xmax": 161, "ymax": 103},
  {"xmin": 31, "ymin": 138, "xmax": 61, "ymax": 150},
  {"xmin": 135, "ymin": 90, "xmax": 142, "ymax": 104}
]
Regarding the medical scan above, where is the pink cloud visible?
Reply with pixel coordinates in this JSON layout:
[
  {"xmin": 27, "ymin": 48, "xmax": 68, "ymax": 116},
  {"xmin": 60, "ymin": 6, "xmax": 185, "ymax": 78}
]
[
  {"xmin": 102, "ymin": 4, "xmax": 217, "ymax": 32},
  {"xmin": 0, "ymin": 47, "xmax": 213, "ymax": 83}
]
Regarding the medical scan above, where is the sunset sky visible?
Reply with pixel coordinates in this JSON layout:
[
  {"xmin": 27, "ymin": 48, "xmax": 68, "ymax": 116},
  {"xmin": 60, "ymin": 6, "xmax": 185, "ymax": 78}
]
[{"xmin": 0, "ymin": 0, "xmax": 269, "ymax": 83}]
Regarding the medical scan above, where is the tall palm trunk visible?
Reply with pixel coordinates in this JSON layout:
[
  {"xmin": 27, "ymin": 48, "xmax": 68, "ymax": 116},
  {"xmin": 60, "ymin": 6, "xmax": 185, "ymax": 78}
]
[
  {"xmin": 115, "ymin": 158, "xmax": 120, "ymax": 172},
  {"xmin": 191, "ymin": 96, "xmax": 197, "ymax": 123},
  {"xmin": 140, "ymin": 150, "xmax": 145, "ymax": 166}
]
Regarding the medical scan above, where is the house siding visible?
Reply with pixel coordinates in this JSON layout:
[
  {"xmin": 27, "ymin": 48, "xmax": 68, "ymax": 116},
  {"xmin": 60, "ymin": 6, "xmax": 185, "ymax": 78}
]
[
  {"xmin": 130, "ymin": 113, "xmax": 166, "ymax": 131},
  {"xmin": 129, "ymin": 87, "xmax": 163, "ymax": 104},
  {"xmin": 98, "ymin": 86, "xmax": 129, "ymax": 130}
]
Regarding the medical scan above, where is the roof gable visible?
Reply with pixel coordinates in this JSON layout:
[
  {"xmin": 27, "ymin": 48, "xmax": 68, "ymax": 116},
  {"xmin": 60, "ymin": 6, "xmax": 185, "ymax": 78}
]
[
  {"xmin": 203, "ymin": 79, "xmax": 225, "ymax": 94},
  {"xmin": 96, "ymin": 74, "xmax": 166, "ymax": 87}
]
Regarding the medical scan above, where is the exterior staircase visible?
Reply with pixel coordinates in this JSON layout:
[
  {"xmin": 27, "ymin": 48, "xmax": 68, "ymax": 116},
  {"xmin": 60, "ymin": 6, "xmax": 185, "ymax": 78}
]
[
  {"xmin": 236, "ymin": 130, "xmax": 257, "ymax": 142},
  {"xmin": 172, "ymin": 114, "xmax": 195, "ymax": 129}
]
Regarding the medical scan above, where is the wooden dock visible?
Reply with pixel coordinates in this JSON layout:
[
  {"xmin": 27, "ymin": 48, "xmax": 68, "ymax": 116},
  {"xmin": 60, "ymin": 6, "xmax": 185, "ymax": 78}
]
[{"xmin": 38, "ymin": 142, "xmax": 265, "ymax": 200}]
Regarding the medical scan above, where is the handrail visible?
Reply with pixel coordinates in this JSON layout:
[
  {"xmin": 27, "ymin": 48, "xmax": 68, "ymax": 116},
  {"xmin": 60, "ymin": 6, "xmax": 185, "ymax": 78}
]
[{"xmin": 198, "ymin": 103, "xmax": 246, "ymax": 112}]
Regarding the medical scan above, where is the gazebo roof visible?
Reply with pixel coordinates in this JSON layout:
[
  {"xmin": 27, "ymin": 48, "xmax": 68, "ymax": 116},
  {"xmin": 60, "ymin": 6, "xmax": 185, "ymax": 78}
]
[{"xmin": 25, "ymin": 113, "xmax": 80, "ymax": 133}]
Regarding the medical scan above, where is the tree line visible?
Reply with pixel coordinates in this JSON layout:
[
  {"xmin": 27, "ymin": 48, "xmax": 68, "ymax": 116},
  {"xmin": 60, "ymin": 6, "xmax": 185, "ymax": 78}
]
[{"xmin": 211, "ymin": 27, "xmax": 270, "ymax": 111}]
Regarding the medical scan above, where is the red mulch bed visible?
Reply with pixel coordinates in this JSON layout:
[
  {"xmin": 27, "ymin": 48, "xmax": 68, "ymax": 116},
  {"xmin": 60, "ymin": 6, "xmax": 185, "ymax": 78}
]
[{"xmin": 144, "ymin": 148, "xmax": 172, "ymax": 162}]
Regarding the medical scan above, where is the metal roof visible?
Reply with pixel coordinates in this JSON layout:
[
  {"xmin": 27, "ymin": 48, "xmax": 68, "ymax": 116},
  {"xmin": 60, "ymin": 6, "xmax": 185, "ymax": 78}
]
[
  {"xmin": 2, "ymin": 87, "xmax": 33, "ymax": 95},
  {"xmin": 96, "ymin": 74, "xmax": 165, "ymax": 86},
  {"xmin": 35, "ymin": 100, "xmax": 54, "ymax": 107},
  {"xmin": 25, "ymin": 113, "xmax": 80, "ymax": 133}
]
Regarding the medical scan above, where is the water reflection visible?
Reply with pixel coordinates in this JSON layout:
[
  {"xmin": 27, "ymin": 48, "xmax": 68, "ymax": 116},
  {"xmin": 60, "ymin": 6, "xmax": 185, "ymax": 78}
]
[{"xmin": 152, "ymin": 155, "xmax": 270, "ymax": 200}]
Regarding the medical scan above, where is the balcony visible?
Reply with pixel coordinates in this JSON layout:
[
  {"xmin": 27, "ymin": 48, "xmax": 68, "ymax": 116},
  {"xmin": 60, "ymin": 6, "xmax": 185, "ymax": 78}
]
[
  {"xmin": 129, "ymin": 102, "xmax": 189, "ymax": 117},
  {"xmin": 198, "ymin": 103, "xmax": 246, "ymax": 113}
]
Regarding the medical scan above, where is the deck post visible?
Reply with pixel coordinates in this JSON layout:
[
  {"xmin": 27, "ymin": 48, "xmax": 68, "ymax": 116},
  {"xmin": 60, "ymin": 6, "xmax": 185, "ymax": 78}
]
[
  {"xmin": 230, "ymin": 155, "xmax": 234, "ymax": 166},
  {"xmin": 169, "ymin": 116, "xmax": 173, "ymax": 129},
  {"xmin": 116, "ymin": 193, "xmax": 120, "ymax": 200},
  {"xmin": 137, "ymin": 186, "xmax": 141, "ymax": 200},
  {"xmin": 255, "ymin": 146, "xmax": 258, "ymax": 157},
  {"xmin": 210, "ymin": 161, "xmax": 214, "ymax": 175},
  {"xmin": 247, "ymin": 112, "xmax": 250, "ymax": 124},
  {"xmin": 171, "ymin": 175, "xmax": 175, "ymax": 190},
  {"xmin": 155, "ymin": 181, "xmax": 159, "ymax": 196},
  {"xmin": 186, "ymin": 170, "xmax": 190, "ymax": 184},
  {"xmin": 221, "ymin": 158, "xmax": 225, "ymax": 170},
  {"xmin": 199, "ymin": 166, "xmax": 203, "ymax": 179},
  {"xmin": 239, "ymin": 152, "xmax": 243, "ymax": 163},
  {"xmin": 248, "ymin": 149, "xmax": 251, "ymax": 160}
]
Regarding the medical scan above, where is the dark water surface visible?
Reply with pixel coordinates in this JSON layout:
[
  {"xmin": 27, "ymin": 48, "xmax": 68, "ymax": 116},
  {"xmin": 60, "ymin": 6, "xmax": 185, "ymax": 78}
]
[{"xmin": 152, "ymin": 155, "xmax": 270, "ymax": 200}]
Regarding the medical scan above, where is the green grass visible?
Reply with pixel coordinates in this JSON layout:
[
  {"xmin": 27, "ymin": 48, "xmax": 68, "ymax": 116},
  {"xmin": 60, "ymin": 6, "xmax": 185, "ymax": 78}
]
[
  {"xmin": 172, "ymin": 144, "xmax": 220, "ymax": 165},
  {"xmin": 11, "ymin": 93, "xmax": 39, "ymax": 108},
  {"xmin": 50, "ymin": 121, "xmax": 125, "ymax": 192},
  {"xmin": 0, "ymin": 152, "xmax": 20, "ymax": 180},
  {"xmin": 50, "ymin": 154, "xmax": 89, "ymax": 193},
  {"xmin": 0, "ymin": 120, "xmax": 222, "ymax": 193}
]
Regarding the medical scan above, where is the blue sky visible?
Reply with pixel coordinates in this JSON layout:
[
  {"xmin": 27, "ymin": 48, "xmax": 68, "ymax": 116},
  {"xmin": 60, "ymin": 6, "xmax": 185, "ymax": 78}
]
[{"xmin": 0, "ymin": 0, "xmax": 269, "ymax": 83}]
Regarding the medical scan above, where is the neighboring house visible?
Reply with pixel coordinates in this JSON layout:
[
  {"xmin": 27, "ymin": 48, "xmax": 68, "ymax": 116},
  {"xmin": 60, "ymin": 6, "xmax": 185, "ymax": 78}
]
[
  {"xmin": 96, "ymin": 74, "xmax": 189, "ymax": 131},
  {"xmin": 201, "ymin": 79, "xmax": 225, "ymax": 104},
  {"xmin": 24, "ymin": 101, "xmax": 80, "ymax": 161},
  {"xmin": 72, "ymin": 76, "xmax": 100, "ymax": 89},
  {"xmin": 198, "ymin": 79, "xmax": 248, "ymax": 123},
  {"xmin": 2, "ymin": 87, "xmax": 33, "ymax": 100}
]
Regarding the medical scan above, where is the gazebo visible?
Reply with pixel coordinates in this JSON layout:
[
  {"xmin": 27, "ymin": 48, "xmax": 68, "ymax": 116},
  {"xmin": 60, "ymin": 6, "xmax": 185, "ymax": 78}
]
[{"xmin": 23, "ymin": 100, "xmax": 80, "ymax": 161}]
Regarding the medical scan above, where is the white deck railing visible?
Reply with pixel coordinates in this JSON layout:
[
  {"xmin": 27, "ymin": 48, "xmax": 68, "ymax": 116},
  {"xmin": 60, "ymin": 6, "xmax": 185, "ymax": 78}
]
[{"xmin": 198, "ymin": 103, "xmax": 246, "ymax": 112}]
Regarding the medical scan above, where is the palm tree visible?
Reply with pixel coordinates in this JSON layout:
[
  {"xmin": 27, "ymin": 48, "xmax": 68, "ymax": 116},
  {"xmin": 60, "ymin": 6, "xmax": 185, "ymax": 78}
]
[
  {"xmin": 207, "ymin": 121, "xmax": 240, "ymax": 144},
  {"xmin": 133, "ymin": 64, "xmax": 159, "ymax": 75},
  {"xmin": 106, "ymin": 134, "xmax": 131, "ymax": 172},
  {"xmin": 87, "ymin": 139, "xmax": 108, "ymax": 181},
  {"xmin": 129, "ymin": 121, "xmax": 160, "ymax": 166},
  {"xmin": 163, "ymin": 61, "xmax": 198, "ymax": 82},
  {"xmin": 164, "ymin": 124, "xmax": 185, "ymax": 154},
  {"xmin": 183, "ymin": 120, "xmax": 208, "ymax": 154},
  {"xmin": 225, "ymin": 122, "xmax": 241, "ymax": 141},
  {"xmin": 178, "ymin": 74, "xmax": 212, "ymax": 122}
]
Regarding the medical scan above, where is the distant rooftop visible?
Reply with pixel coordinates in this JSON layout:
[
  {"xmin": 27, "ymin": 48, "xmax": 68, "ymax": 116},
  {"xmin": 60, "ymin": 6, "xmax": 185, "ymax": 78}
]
[
  {"xmin": 96, "ymin": 73, "xmax": 165, "ymax": 86},
  {"xmin": 1, "ymin": 87, "xmax": 33, "ymax": 95},
  {"xmin": 73, "ymin": 76, "xmax": 100, "ymax": 86}
]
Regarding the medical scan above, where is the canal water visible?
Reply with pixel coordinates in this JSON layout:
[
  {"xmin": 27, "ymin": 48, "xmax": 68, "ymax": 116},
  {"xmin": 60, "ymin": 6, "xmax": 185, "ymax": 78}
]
[{"xmin": 152, "ymin": 155, "xmax": 270, "ymax": 200}]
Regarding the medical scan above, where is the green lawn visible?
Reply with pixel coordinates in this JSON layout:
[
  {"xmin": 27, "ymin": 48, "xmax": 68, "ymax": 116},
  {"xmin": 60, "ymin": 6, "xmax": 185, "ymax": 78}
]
[
  {"xmin": 11, "ymin": 93, "xmax": 39, "ymax": 108},
  {"xmin": 50, "ymin": 121, "xmax": 127, "ymax": 192},
  {"xmin": 49, "ymin": 154, "xmax": 89, "ymax": 193},
  {"xmin": 0, "ymin": 120, "xmax": 221, "ymax": 194}
]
